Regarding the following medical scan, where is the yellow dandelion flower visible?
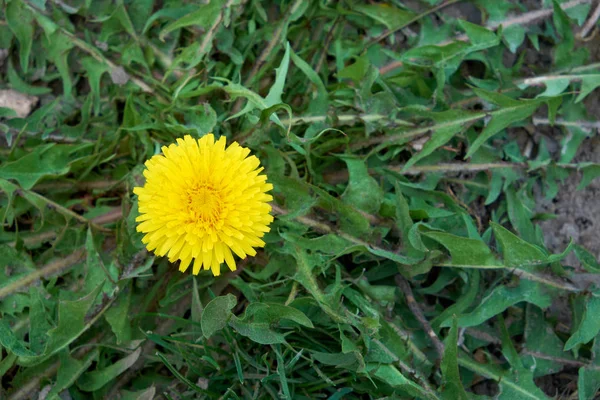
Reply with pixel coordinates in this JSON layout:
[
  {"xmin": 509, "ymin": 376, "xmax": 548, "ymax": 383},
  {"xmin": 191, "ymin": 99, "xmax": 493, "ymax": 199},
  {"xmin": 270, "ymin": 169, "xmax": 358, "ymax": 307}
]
[{"xmin": 133, "ymin": 134, "xmax": 274, "ymax": 276}]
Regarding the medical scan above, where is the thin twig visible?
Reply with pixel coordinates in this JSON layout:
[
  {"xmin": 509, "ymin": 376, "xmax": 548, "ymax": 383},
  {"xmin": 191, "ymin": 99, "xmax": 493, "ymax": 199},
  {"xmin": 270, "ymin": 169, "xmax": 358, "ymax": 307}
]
[
  {"xmin": 244, "ymin": 0, "xmax": 304, "ymax": 86},
  {"xmin": 323, "ymin": 162, "xmax": 525, "ymax": 185},
  {"xmin": 20, "ymin": 190, "xmax": 111, "ymax": 233},
  {"xmin": 281, "ymin": 113, "xmax": 414, "ymax": 127},
  {"xmin": 90, "ymin": 207, "xmax": 123, "ymax": 225},
  {"xmin": 578, "ymin": 0, "xmax": 600, "ymax": 39},
  {"xmin": 7, "ymin": 207, "xmax": 123, "ymax": 248},
  {"xmin": 516, "ymin": 62, "xmax": 600, "ymax": 84},
  {"xmin": 371, "ymin": 338, "xmax": 438, "ymax": 395},
  {"xmin": 314, "ymin": 17, "xmax": 340, "ymax": 75},
  {"xmin": 197, "ymin": 0, "xmax": 236, "ymax": 63},
  {"xmin": 520, "ymin": 74, "xmax": 591, "ymax": 87},
  {"xmin": 465, "ymin": 328, "xmax": 501, "ymax": 344},
  {"xmin": 533, "ymin": 117, "xmax": 600, "ymax": 130},
  {"xmin": 0, "ymin": 250, "xmax": 85, "ymax": 300},
  {"xmin": 33, "ymin": 179, "xmax": 122, "ymax": 192},
  {"xmin": 513, "ymin": 269, "xmax": 581, "ymax": 292},
  {"xmin": 522, "ymin": 350, "xmax": 598, "ymax": 369},
  {"xmin": 379, "ymin": 61, "xmax": 403, "ymax": 75},
  {"xmin": 394, "ymin": 275, "xmax": 445, "ymax": 359}
]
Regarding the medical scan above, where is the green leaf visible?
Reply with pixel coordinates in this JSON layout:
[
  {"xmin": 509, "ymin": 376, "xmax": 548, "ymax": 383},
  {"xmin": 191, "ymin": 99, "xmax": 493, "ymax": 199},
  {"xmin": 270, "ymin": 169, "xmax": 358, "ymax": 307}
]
[
  {"xmin": 340, "ymin": 156, "xmax": 382, "ymax": 214},
  {"xmin": 497, "ymin": 317, "xmax": 551, "ymax": 399},
  {"xmin": 577, "ymin": 164, "xmax": 600, "ymax": 190},
  {"xmin": 0, "ymin": 319, "xmax": 36, "ymax": 357},
  {"xmin": 32, "ymin": 10, "xmax": 58, "ymax": 38},
  {"xmin": 366, "ymin": 245, "xmax": 424, "ymax": 266},
  {"xmin": 575, "ymin": 75, "xmax": 600, "ymax": 103},
  {"xmin": 19, "ymin": 282, "xmax": 105, "ymax": 366},
  {"xmin": 6, "ymin": 0, "xmax": 34, "ymax": 73},
  {"xmin": 0, "ymin": 144, "xmax": 72, "ymax": 190},
  {"xmin": 311, "ymin": 185, "xmax": 372, "ymax": 239},
  {"xmin": 506, "ymin": 186, "xmax": 536, "ymax": 244},
  {"xmin": 78, "ymin": 347, "xmax": 141, "ymax": 391},
  {"xmin": 228, "ymin": 317, "xmax": 286, "ymax": 345},
  {"xmin": 523, "ymin": 305, "xmax": 576, "ymax": 377},
  {"xmin": 578, "ymin": 365, "xmax": 600, "ymax": 400},
  {"xmin": 83, "ymin": 228, "xmax": 116, "ymax": 295},
  {"xmin": 80, "ymin": 57, "xmax": 110, "ymax": 115},
  {"xmin": 43, "ymin": 31, "xmax": 75, "ymax": 98},
  {"xmin": 241, "ymin": 302, "xmax": 313, "ymax": 328},
  {"xmin": 553, "ymin": 0, "xmax": 576, "ymax": 67},
  {"xmin": 7, "ymin": 60, "xmax": 52, "ymax": 96},
  {"xmin": 353, "ymin": 3, "xmax": 415, "ymax": 30},
  {"xmin": 105, "ymin": 283, "xmax": 133, "ymax": 344},
  {"xmin": 264, "ymin": 42, "xmax": 291, "ymax": 108},
  {"xmin": 312, "ymin": 351, "xmax": 361, "ymax": 367},
  {"xmin": 366, "ymin": 364, "xmax": 434, "ymax": 399},
  {"xmin": 47, "ymin": 349, "xmax": 99, "ymax": 399},
  {"xmin": 291, "ymin": 247, "xmax": 349, "ymax": 323},
  {"xmin": 579, "ymin": 337, "xmax": 600, "ymax": 399},
  {"xmin": 458, "ymin": 20, "xmax": 499, "ymax": 50},
  {"xmin": 491, "ymin": 222, "xmax": 548, "ymax": 268},
  {"xmin": 403, "ymin": 110, "xmax": 476, "ymax": 170},
  {"xmin": 441, "ymin": 318, "xmax": 468, "ymax": 400},
  {"xmin": 565, "ymin": 294, "xmax": 600, "ymax": 351},
  {"xmin": 119, "ymin": 387, "xmax": 157, "ymax": 400},
  {"xmin": 436, "ymin": 270, "xmax": 480, "ymax": 329},
  {"xmin": 459, "ymin": 354, "xmax": 550, "ymax": 400},
  {"xmin": 357, "ymin": 279, "xmax": 396, "ymax": 304},
  {"xmin": 28, "ymin": 288, "xmax": 52, "ymax": 354},
  {"xmin": 536, "ymin": 78, "xmax": 571, "ymax": 97},
  {"xmin": 290, "ymin": 49, "xmax": 328, "ymax": 111},
  {"xmin": 502, "ymin": 25, "xmax": 526, "ymax": 53},
  {"xmin": 338, "ymin": 55, "xmax": 369, "ymax": 83},
  {"xmin": 423, "ymin": 231, "xmax": 500, "ymax": 267},
  {"xmin": 201, "ymin": 294, "xmax": 237, "ymax": 339},
  {"xmin": 218, "ymin": 79, "xmax": 287, "ymax": 129},
  {"xmin": 159, "ymin": 0, "xmax": 225, "ymax": 40},
  {"xmin": 455, "ymin": 280, "xmax": 552, "ymax": 328},
  {"xmin": 466, "ymin": 92, "xmax": 543, "ymax": 158},
  {"xmin": 393, "ymin": 183, "xmax": 414, "ymax": 237},
  {"xmin": 573, "ymin": 244, "xmax": 600, "ymax": 273}
]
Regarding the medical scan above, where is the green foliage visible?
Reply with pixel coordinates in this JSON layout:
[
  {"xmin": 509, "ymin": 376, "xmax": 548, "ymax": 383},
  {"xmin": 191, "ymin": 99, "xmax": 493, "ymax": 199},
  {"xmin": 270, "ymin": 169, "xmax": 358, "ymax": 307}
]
[{"xmin": 1, "ymin": 0, "xmax": 600, "ymax": 399}]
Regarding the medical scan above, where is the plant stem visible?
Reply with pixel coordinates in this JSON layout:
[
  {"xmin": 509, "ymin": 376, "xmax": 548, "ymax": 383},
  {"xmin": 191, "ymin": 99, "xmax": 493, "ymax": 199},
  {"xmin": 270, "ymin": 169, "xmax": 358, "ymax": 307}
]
[
  {"xmin": 367, "ymin": 0, "xmax": 462, "ymax": 47},
  {"xmin": 533, "ymin": 117, "xmax": 600, "ymax": 130},
  {"xmin": 395, "ymin": 275, "xmax": 445, "ymax": 359},
  {"xmin": 578, "ymin": 0, "xmax": 600, "ymax": 39}
]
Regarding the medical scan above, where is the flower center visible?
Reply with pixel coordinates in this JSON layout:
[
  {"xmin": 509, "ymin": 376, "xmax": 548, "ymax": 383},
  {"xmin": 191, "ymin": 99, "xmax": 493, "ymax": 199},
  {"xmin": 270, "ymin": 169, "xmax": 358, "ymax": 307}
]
[{"xmin": 186, "ymin": 185, "xmax": 222, "ymax": 226}]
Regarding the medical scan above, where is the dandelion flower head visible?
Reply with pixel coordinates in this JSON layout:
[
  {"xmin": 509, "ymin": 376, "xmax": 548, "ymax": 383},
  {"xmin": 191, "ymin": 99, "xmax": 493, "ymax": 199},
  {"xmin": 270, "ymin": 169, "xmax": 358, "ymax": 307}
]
[{"xmin": 134, "ymin": 134, "xmax": 274, "ymax": 276}]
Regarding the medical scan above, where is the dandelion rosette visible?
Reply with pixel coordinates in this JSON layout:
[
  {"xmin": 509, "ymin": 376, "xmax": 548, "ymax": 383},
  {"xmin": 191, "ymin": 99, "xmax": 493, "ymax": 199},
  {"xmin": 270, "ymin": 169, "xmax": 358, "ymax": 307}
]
[{"xmin": 133, "ymin": 134, "xmax": 274, "ymax": 276}]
